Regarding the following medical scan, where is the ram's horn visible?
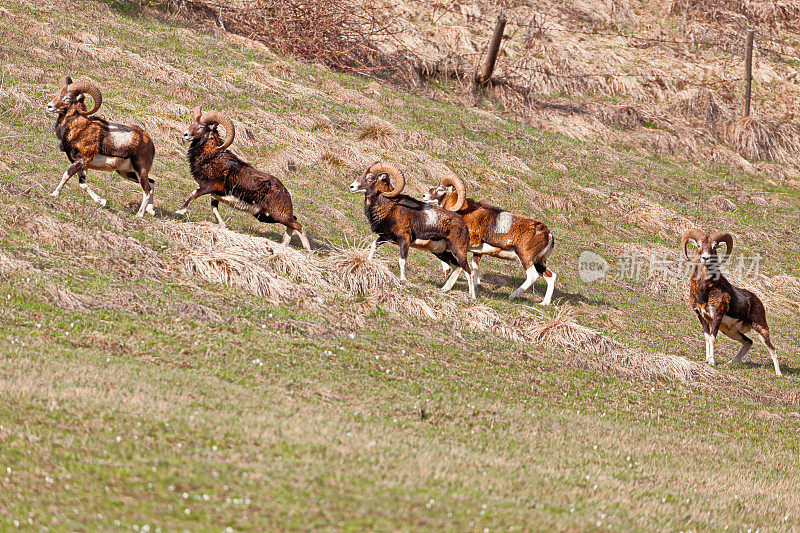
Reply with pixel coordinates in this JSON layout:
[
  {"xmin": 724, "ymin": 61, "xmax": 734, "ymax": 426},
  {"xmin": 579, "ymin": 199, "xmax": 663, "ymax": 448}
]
[
  {"xmin": 681, "ymin": 228, "xmax": 706, "ymax": 261},
  {"xmin": 199, "ymin": 110, "xmax": 235, "ymax": 152},
  {"xmin": 67, "ymin": 80, "xmax": 102, "ymax": 116},
  {"xmin": 368, "ymin": 161, "xmax": 405, "ymax": 198}
]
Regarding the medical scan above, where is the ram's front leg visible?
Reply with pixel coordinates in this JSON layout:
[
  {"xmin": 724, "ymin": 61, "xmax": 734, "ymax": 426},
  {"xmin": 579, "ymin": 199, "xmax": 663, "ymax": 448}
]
[
  {"xmin": 397, "ymin": 237, "xmax": 410, "ymax": 282},
  {"xmin": 707, "ymin": 312, "xmax": 725, "ymax": 367},
  {"xmin": 51, "ymin": 159, "xmax": 85, "ymax": 198}
]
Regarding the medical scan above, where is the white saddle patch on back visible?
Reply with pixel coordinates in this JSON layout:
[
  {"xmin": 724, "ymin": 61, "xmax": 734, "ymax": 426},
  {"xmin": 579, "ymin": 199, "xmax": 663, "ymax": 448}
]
[
  {"xmin": 423, "ymin": 206, "xmax": 439, "ymax": 225},
  {"xmin": 108, "ymin": 129, "xmax": 134, "ymax": 148},
  {"xmin": 494, "ymin": 211, "xmax": 513, "ymax": 234}
]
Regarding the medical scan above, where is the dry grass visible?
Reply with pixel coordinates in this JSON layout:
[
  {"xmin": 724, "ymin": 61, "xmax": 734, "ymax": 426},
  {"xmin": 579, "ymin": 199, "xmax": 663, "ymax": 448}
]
[
  {"xmin": 325, "ymin": 240, "xmax": 399, "ymax": 296},
  {"xmin": 357, "ymin": 116, "xmax": 401, "ymax": 148},
  {"xmin": 727, "ymin": 116, "xmax": 800, "ymax": 164},
  {"xmin": 182, "ymin": 247, "xmax": 317, "ymax": 302}
]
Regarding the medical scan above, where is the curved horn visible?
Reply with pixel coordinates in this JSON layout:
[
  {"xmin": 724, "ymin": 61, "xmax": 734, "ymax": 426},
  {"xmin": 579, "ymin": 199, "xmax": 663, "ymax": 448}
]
[
  {"xmin": 67, "ymin": 80, "xmax": 101, "ymax": 116},
  {"xmin": 680, "ymin": 228, "xmax": 706, "ymax": 261},
  {"xmin": 199, "ymin": 110, "xmax": 235, "ymax": 152},
  {"xmin": 710, "ymin": 231, "xmax": 733, "ymax": 264},
  {"xmin": 440, "ymin": 172, "xmax": 466, "ymax": 211},
  {"xmin": 368, "ymin": 161, "xmax": 405, "ymax": 198}
]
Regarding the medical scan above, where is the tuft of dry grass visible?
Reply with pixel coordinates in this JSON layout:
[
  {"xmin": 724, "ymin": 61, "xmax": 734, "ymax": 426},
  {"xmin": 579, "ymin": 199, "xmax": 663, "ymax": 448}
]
[
  {"xmin": 325, "ymin": 240, "xmax": 399, "ymax": 296},
  {"xmin": 357, "ymin": 116, "xmax": 401, "ymax": 148},
  {"xmin": 727, "ymin": 116, "xmax": 800, "ymax": 163},
  {"xmin": 182, "ymin": 247, "xmax": 316, "ymax": 303}
]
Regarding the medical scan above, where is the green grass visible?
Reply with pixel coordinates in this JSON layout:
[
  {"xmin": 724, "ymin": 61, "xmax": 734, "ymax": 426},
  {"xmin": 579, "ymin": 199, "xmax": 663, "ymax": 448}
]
[{"xmin": 1, "ymin": 0, "xmax": 799, "ymax": 530}]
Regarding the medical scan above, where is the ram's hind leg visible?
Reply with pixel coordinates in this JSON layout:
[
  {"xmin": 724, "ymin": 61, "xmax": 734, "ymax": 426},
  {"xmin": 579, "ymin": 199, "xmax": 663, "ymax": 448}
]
[
  {"xmin": 77, "ymin": 171, "xmax": 107, "ymax": 207},
  {"xmin": 537, "ymin": 263, "xmax": 556, "ymax": 306},
  {"xmin": 209, "ymin": 199, "xmax": 226, "ymax": 228},
  {"xmin": 721, "ymin": 329, "xmax": 752, "ymax": 365},
  {"xmin": 752, "ymin": 323, "xmax": 781, "ymax": 377},
  {"xmin": 471, "ymin": 254, "xmax": 482, "ymax": 287},
  {"xmin": 509, "ymin": 254, "xmax": 538, "ymax": 300},
  {"xmin": 134, "ymin": 164, "xmax": 155, "ymax": 217}
]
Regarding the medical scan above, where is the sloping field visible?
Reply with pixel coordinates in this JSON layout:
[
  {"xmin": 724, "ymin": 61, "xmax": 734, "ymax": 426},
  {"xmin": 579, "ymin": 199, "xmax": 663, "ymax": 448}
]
[{"xmin": 0, "ymin": 0, "xmax": 799, "ymax": 529}]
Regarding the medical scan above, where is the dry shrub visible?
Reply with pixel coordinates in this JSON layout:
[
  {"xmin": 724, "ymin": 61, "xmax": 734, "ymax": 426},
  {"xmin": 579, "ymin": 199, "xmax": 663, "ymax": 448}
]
[
  {"xmin": 176, "ymin": 0, "xmax": 401, "ymax": 79},
  {"xmin": 325, "ymin": 241, "xmax": 399, "ymax": 295}
]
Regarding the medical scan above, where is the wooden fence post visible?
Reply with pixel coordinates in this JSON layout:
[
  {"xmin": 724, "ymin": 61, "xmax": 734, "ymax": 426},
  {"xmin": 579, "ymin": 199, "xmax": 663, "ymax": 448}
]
[
  {"xmin": 743, "ymin": 29, "xmax": 755, "ymax": 117},
  {"xmin": 477, "ymin": 13, "xmax": 506, "ymax": 86}
]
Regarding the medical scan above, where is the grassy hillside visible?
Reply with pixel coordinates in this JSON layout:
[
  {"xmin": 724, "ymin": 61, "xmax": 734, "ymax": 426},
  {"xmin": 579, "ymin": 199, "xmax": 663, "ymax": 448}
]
[{"xmin": 1, "ymin": 0, "xmax": 800, "ymax": 530}]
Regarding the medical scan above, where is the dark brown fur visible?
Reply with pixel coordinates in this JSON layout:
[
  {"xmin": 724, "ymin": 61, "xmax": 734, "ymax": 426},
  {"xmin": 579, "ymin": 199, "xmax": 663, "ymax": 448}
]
[
  {"xmin": 180, "ymin": 120, "xmax": 309, "ymax": 249},
  {"xmin": 350, "ymin": 171, "xmax": 474, "ymax": 294},
  {"xmin": 684, "ymin": 230, "xmax": 780, "ymax": 375}
]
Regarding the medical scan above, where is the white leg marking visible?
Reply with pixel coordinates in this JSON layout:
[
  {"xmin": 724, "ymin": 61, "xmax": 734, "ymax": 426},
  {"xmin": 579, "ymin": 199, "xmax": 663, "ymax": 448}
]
[
  {"xmin": 398, "ymin": 257, "xmax": 407, "ymax": 281},
  {"xmin": 755, "ymin": 332, "xmax": 781, "ymax": 376},
  {"xmin": 145, "ymin": 189, "xmax": 155, "ymax": 216},
  {"xmin": 79, "ymin": 181, "xmax": 107, "ymax": 206},
  {"xmin": 465, "ymin": 268, "xmax": 476, "ymax": 299},
  {"xmin": 299, "ymin": 229, "xmax": 311, "ymax": 251},
  {"xmin": 51, "ymin": 169, "xmax": 72, "ymax": 197},
  {"xmin": 441, "ymin": 267, "xmax": 462, "ymax": 292},
  {"xmin": 705, "ymin": 333, "xmax": 716, "ymax": 366},
  {"xmin": 367, "ymin": 238, "xmax": 379, "ymax": 261},
  {"xmin": 770, "ymin": 348, "xmax": 782, "ymax": 377},
  {"xmin": 212, "ymin": 204, "xmax": 226, "ymax": 227},
  {"xmin": 470, "ymin": 258, "xmax": 481, "ymax": 286},
  {"xmin": 136, "ymin": 190, "xmax": 149, "ymax": 217},
  {"xmin": 540, "ymin": 270, "xmax": 556, "ymax": 306},
  {"xmin": 509, "ymin": 266, "xmax": 539, "ymax": 300},
  {"xmin": 441, "ymin": 261, "xmax": 452, "ymax": 274},
  {"xmin": 282, "ymin": 229, "xmax": 293, "ymax": 245}
]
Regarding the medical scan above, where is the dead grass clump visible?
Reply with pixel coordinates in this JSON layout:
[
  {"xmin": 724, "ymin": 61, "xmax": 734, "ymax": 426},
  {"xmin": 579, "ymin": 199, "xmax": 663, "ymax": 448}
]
[
  {"xmin": 370, "ymin": 290, "xmax": 436, "ymax": 320},
  {"xmin": 524, "ymin": 307, "xmax": 619, "ymax": 355},
  {"xmin": 517, "ymin": 307, "xmax": 718, "ymax": 383},
  {"xmin": 357, "ymin": 116, "xmax": 401, "ymax": 148},
  {"xmin": 0, "ymin": 251, "xmax": 33, "ymax": 276},
  {"xmin": 167, "ymin": 222, "xmax": 329, "ymax": 290},
  {"xmin": 670, "ymin": 87, "xmax": 733, "ymax": 136},
  {"xmin": 182, "ymin": 247, "xmax": 315, "ymax": 303},
  {"xmin": 462, "ymin": 304, "xmax": 527, "ymax": 343},
  {"xmin": 623, "ymin": 201, "xmax": 693, "ymax": 236},
  {"xmin": 325, "ymin": 242, "xmax": 399, "ymax": 295},
  {"xmin": 45, "ymin": 283, "xmax": 106, "ymax": 312},
  {"xmin": 727, "ymin": 116, "xmax": 800, "ymax": 163}
]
